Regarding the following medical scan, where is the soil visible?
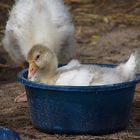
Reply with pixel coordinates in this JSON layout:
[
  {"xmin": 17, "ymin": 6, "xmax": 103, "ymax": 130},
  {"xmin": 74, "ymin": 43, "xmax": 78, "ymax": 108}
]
[{"xmin": 0, "ymin": 0, "xmax": 140, "ymax": 139}]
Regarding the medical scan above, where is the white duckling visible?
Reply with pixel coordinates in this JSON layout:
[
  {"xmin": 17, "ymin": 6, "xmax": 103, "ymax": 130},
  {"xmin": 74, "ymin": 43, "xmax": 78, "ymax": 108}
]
[
  {"xmin": 27, "ymin": 45, "xmax": 140, "ymax": 86},
  {"xmin": 3, "ymin": 0, "xmax": 76, "ymax": 102}
]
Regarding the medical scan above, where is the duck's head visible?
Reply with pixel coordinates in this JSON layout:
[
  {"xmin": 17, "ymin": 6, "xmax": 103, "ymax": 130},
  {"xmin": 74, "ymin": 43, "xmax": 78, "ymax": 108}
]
[{"xmin": 27, "ymin": 44, "xmax": 58, "ymax": 79}]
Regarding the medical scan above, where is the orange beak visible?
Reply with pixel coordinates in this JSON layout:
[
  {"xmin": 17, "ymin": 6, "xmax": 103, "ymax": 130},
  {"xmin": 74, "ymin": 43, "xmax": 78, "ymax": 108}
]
[{"xmin": 28, "ymin": 62, "xmax": 39, "ymax": 79}]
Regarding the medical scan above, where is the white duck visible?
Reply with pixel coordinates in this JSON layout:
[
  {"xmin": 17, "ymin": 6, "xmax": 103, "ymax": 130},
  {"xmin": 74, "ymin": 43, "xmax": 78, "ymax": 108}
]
[
  {"xmin": 3, "ymin": 0, "xmax": 76, "ymax": 102},
  {"xmin": 28, "ymin": 45, "xmax": 140, "ymax": 86}
]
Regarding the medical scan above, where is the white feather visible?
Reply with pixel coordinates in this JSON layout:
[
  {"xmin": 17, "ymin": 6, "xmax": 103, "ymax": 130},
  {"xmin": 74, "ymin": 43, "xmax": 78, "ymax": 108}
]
[
  {"xmin": 3, "ymin": 0, "xmax": 75, "ymax": 65},
  {"xmin": 115, "ymin": 53, "xmax": 137, "ymax": 81},
  {"xmin": 56, "ymin": 68, "xmax": 93, "ymax": 86},
  {"xmin": 58, "ymin": 59, "xmax": 81, "ymax": 70},
  {"xmin": 55, "ymin": 51, "xmax": 140, "ymax": 86}
]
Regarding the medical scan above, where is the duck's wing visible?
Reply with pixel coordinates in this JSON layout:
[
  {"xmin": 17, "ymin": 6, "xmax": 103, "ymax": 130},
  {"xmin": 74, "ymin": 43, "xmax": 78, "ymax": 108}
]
[
  {"xmin": 56, "ymin": 66, "xmax": 93, "ymax": 86},
  {"xmin": 46, "ymin": 0, "xmax": 72, "ymax": 28},
  {"xmin": 58, "ymin": 59, "xmax": 81, "ymax": 71},
  {"xmin": 88, "ymin": 65, "xmax": 128, "ymax": 85},
  {"xmin": 46, "ymin": 0, "xmax": 76, "ymax": 63},
  {"xmin": 3, "ymin": 0, "xmax": 34, "ymax": 64},
  {"xmin": 3, "ymin": 0, "xmax": 59, "ymax": 62},
  {"xmin": 3, "ymin": 30, "xmax": 25, "ymax": 65},
  {"xmin": 3, "ymin": 0, "xmax": 75, "ymax": 65}
]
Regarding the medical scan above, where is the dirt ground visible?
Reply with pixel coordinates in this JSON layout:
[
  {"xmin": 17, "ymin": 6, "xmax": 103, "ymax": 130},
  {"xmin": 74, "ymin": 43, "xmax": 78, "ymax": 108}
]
[{"xmin": 0, "ymin": 0, "xmax": 140, "ymax": 139}]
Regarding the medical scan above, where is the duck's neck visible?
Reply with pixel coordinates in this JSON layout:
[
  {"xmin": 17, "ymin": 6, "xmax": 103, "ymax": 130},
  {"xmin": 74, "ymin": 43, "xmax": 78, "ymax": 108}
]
[{"xmin": 38, "ymin": 60, "xmax": 58, "ymax": 83}]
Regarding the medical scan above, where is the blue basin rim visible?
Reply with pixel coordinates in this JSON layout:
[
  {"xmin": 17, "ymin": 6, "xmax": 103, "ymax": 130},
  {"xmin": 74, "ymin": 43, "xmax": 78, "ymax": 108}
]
[{"xmin": 18, "ymin": 64, "xmax": 140, "ymax": 92}]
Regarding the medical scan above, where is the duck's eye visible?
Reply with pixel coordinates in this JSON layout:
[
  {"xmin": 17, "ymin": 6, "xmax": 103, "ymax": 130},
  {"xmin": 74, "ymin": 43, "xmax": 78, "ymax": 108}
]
[{"xmin": 36, "ymin": 55, "xmax": 40, "ymax": 60}]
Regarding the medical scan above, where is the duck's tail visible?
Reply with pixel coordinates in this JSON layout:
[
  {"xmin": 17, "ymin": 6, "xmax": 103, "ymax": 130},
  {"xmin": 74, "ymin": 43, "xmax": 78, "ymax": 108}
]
[
  {"xmin": 134, "ymin": 49, "xmax": 140, "ymax": 74},
  {"xmin": 116, "ymin": 49, "xmax": 140, "ymax": 81}
]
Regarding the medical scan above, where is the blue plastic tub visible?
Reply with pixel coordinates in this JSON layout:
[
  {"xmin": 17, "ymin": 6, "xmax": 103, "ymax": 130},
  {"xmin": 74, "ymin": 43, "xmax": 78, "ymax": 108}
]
[
  {"xmin": 0, "ymin": 127, "xmax": 20, "ymax": 140},
  {"xmin": 18, "ymin": 64, "xmax": 140, "ymax": 134}
]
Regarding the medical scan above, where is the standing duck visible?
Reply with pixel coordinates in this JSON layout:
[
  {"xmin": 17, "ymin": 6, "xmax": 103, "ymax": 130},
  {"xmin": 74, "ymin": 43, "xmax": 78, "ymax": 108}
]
[
  {"xmin": 3, "ymin": 0, "xmax": 76, "ymax": 102},
  {"xmin": 28, "ymin": 45, "xmax": 140, "ymax": 86}
]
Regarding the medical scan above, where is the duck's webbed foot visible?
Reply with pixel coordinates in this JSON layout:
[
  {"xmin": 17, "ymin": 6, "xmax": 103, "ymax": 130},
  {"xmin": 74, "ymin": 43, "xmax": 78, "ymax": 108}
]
[{"xmin": 14, "ymin": 92, "xmax": 27, "ymax": 102}]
